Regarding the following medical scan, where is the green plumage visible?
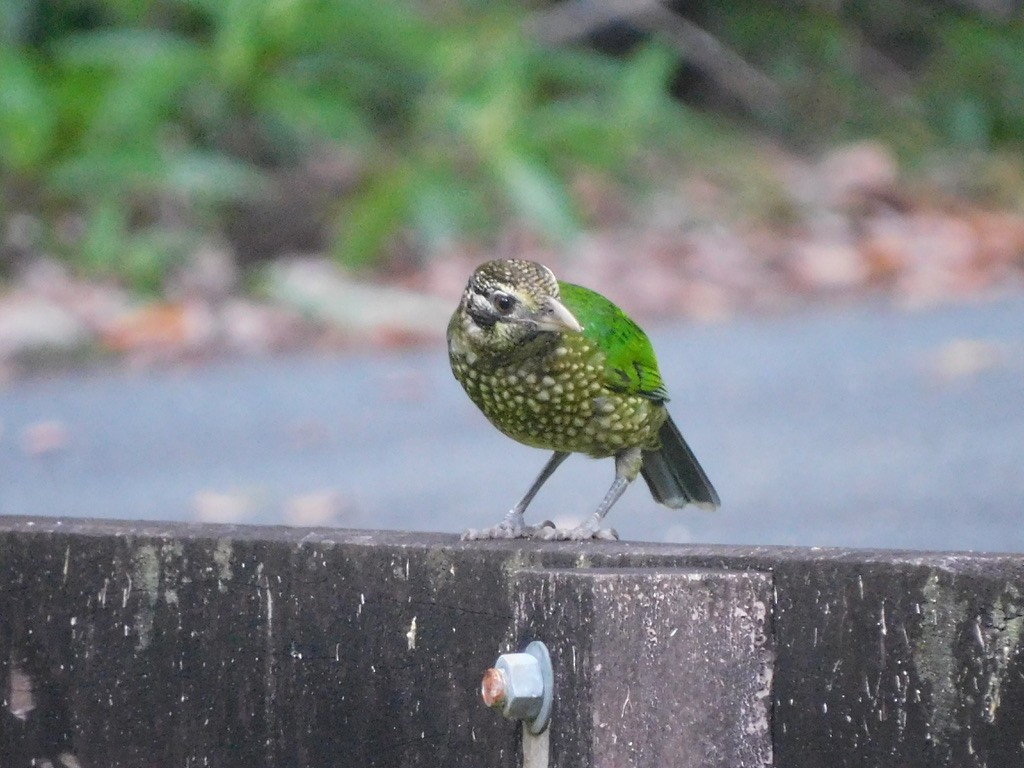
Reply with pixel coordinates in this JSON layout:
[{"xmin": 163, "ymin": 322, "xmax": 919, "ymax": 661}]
[
  {"xmin": 448, "ymin": 259, "xmax": 719, "ymax": 540},
  {"xmin": 559, "ymin": 282, "xmax": 668, "ymax": 401}
]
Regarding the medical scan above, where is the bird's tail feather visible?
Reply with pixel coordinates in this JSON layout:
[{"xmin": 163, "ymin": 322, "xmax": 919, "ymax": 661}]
[{"xmin": 641, "ymin": 415, "xmax": 720, "ymax": 510}]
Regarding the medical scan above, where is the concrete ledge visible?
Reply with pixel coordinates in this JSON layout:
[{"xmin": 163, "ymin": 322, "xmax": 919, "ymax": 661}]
[
  {"xmin": 2, "ymin": 517, "xmax": 1024, "ymax": 767},
  {"xmin": 512, "ymin": 567, "xmax": 773, "ymax": 767}
]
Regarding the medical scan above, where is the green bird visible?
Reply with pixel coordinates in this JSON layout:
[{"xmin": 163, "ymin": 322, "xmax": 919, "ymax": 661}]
[{"xmin": 448, "ymin": 259, "xmax": 720, "ymax": 540}]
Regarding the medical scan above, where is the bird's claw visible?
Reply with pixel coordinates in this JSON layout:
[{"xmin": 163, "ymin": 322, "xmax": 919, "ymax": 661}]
[
  {"xmin": 462, "ymin": 524, "xmax": 516, "ymax": 540},
  {"xmin": 462, "ymin": 520, "xmax": 557, "ymax": 541},
  {"xmin": 532, "ymin": 524, "xmax": 619, "ymax": 541},
  {"xmin": 463, "ymin": 517, "xmax": 617, "ymax": 542}
]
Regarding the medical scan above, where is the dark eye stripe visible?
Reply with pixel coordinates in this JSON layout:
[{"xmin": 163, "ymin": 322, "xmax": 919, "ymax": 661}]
[{"xmin": 467, "ymin": 293, "xmax": 497, "ymax": 328}]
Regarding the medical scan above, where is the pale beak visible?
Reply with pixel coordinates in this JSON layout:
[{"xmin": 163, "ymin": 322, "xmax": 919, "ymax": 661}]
[{"xmin": 533, "ymin": 296, "xmax": 584, "ymax": 333}]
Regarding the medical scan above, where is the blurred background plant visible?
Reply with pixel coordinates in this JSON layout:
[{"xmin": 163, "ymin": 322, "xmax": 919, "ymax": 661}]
[
  {"xmin": 0, "ymin": 0, "xmax": 714, "ymax": 286},
  {"xmin": 1, "ymin": 0, "xmax": 1024, "ymax": 366}
]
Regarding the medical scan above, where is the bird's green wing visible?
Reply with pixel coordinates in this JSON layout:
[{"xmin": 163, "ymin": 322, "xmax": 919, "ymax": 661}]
[{"xmin": 559, "ymin": 282, "xmax": 669, "ymax": 401}]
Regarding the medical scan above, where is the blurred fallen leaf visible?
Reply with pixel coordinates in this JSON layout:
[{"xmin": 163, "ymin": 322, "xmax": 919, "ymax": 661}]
[
  {"xmin": 101, "ymin": 302, "xmax": 214, "ymax": 353},
  {"xmin": 818, "ymin": 141, "xmax": 898, "ymax": 207},
  {"xmin": 930, "ymin": 339, "xmax": 1009, "ymax": 382},
  {"xmin": 264, "ymin": 257, "xmax": 451, "ymax": 339},
  {"xmin": 192, "ymin": 489, "xmax": 260, "ymax": 523},
  {"xmin": 221, "ymin": 299, "xmax": 307, "ymax": 353},
  {"xmin": 21, "ymin": 420, "xmax": 70, "ymax": 457},
  {"xmin": 791, "ymin": 239, "xmax": 868, "ymax": 292},
  {"xmin": 0, "ymin": 293, "xmax": 89, "ymax": 358}
]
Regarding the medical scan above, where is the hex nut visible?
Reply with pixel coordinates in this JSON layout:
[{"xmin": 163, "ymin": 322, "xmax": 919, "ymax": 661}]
[
  {"xmin": 495, "ymin": 652, "xmax": 544, "ymax": 720},
  {"xmin": 480, "ymin": 641, "xmax": 553, "ymax": 734}
]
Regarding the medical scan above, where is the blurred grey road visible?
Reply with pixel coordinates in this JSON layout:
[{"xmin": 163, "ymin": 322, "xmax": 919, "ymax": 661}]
[{"xmin": 2, "ymin": 298, "xmax": 1022, "ymax": 552}]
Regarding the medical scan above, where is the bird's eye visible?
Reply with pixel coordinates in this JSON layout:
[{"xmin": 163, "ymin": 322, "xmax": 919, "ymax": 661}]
[{"xmin": 492, "ymin": 292, "xmax": 516, "ymax": 315}]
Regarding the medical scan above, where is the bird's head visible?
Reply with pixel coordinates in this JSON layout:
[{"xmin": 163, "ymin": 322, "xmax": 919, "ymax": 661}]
[{"xmin": 452, "ymin": 259, "xmax": 583, "ymax": 355}]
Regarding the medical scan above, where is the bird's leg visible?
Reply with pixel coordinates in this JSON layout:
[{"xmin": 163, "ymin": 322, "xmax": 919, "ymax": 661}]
[
  {"xmin": 462, "ymin": 452, "xmax": 570, "ymax": 540},
  {"xmin": 542, "ymin": 447, "xmax": 643, "ymax": 541}
]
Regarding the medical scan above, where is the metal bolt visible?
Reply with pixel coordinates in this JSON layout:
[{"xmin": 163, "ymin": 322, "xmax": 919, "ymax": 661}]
[
  {"xmin": 481, "ymin": 667, "xmax": 508, "ymax": 708},
  {"xmin": 480, "ymin": 640, "xmax": 553, "ymax": 734}
]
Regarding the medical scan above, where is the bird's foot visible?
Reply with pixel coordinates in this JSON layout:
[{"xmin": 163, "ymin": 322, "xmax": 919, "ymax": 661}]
[
  {"xmin": 462, "ymin": 520, "xmax": 557, "ymax": 541},
  {"xmin": 534, "ymin": 522, "xmax": 618, "ymax": 541}
]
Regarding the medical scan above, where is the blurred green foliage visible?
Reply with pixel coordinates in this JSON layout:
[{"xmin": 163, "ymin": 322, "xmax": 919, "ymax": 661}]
[
  {"xmin": 0, "ymin": 0, "xmax": 703, "ymax": 284},
  {"xmin": 2, "ymin": 0, "xmax": 1024, "ymax": 287},
  {"xmin": 707, "ymin": 2, "xmax": 1024, "ymax": 155}
]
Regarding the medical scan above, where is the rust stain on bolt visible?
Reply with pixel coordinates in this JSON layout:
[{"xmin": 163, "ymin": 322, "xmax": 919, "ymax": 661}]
[{"xmin": 481, "ymin": 667, "xmax": 507, "ymax": 708}]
